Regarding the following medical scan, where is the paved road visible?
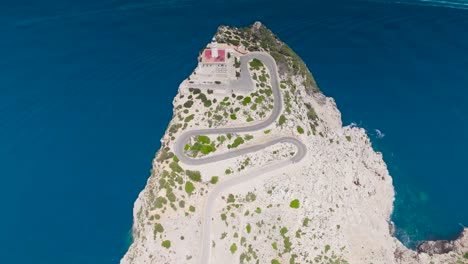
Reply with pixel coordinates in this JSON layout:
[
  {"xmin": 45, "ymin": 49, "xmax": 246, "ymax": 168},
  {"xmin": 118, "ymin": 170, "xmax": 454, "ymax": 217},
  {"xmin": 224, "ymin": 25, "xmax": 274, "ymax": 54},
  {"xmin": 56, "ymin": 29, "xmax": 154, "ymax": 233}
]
[{"xmin": 173, "ymin": 52, "xmax": 307, "ymax": 263}]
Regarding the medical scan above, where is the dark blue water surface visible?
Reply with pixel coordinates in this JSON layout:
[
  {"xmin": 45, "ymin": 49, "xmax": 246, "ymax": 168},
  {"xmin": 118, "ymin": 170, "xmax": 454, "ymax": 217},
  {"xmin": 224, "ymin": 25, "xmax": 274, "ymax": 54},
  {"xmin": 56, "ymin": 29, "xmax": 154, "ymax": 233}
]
[{"xmin": 1, "ymin": 0, "xmax": 467, "ymax": 263}]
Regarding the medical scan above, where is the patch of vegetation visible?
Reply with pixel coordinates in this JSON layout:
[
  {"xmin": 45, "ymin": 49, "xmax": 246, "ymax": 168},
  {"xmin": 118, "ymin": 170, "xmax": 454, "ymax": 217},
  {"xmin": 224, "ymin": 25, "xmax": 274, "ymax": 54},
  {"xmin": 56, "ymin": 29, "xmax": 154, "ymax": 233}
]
[
  {"xmin": 156, "ymin": 149, "xmax": 174, "ymax": 162},
  {"xmin": 154, "ymin": 223, "xmax": 164, "ymax": 234},
  {"xmin": 305, "ymin": 103, "xmax": 318, "ymax": 121},
  {"xmin": 225, "ymin": 168, "xmax": 232, "ymax": 174},
  {"xmin": 161, "ymin": 240, "xmax": 171, "ymax": 249},
  {"xmin": 198, "ymin": 135, "xmax": 211, "ymax": 144},
  {"xmin": 234, "ymin": 57, "xmax": 241, "ymax": 68},
  {"xmin": 183, "ymin": 100, "xmax": 194, "ymax": 108},
  {"xmin": 246, "ymin": 224, "xmax": 251, "ymax": 233},
  {"xmin": 278, "ymin": 115, "xmax": 286, "ymax": 126},
  {"xmin": 230, "ymin": 113, "xmax": 237, "ymax": 120},
  {"xmin": 227, "ymin": 194, "xmax": 235, "ymax": 203},
  {"xmin": 184, "ymin": 114, "xmax": 194, "ymax": 122},
  {"xmin": 264, "ymin": 129, "xmax": 271, "ymax": 134},
  {"xmin": 245, "ymin": 192, "xmax": 256, "ymax": 202},
  {"xmin": 325, "ymin": 244, "xmax": 331, "ymax": 253},
  {"xmin": 228, "ymin": 38, "xmax": 240, "ymax": 46},
  {"xmin": 169, "ymin": 123, "xmax": 183, "ymax": 134},
  {"xmin": 187, "ymin": 135, "xmax": 217, "ymax": 156},
  {"xmin": 186, "ymin": 170, "xmax": 201, "ymax": 182},
  {"xmin": 228, "ymin": 137, "xmax": 245, "ymax": 149},
  {"xmin": 346, "ymin": 135, "xmax": 351, "ymax": 142},
  {"xmin": 210, "ymin": 176, "xmax": 219, "ymax": 184},
  {"xmin": 230, "ymin": 243, "xmax": 237, "ymax": 254},
  {"xmin": 290, "ymin": 199, "xmax": 300, "ymax": 208},
  {"xmin": 297, "ymin": 126, "xmax": 304, "ymax": 134},
  {"xmin": 169, "ymin": 161, "xmax": 184, "ymax": 173},
  {"xmin": 184, "ymin": 181, "xmax": 195, "ymax": 194},
  {"xmin": 272, "ymin": 242, "xmax": 278, "ymax": 250},
  {"xmin": 271, "ymin": 260, "xmax": 280, "ymax": 264},
  {"xmin": 249, "ymin": 58, "xmax": 264, "ymax": 70},
  {"xmin": 242, "ymin": 96, "xmax": 251, "ymax": 105}
]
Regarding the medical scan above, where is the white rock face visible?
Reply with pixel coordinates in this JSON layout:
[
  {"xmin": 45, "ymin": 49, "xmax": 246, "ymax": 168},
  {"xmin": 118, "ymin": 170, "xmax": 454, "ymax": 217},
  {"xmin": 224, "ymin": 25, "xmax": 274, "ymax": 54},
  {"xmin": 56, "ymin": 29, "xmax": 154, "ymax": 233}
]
[{"xmin": 121, "ymin": 24, "xmax": 468, "ymax": 264}]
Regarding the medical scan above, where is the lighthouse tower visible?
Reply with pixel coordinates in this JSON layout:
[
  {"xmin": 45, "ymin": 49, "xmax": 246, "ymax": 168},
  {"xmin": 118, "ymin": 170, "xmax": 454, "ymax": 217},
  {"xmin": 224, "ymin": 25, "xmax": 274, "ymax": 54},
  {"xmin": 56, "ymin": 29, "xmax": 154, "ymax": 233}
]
[{"xmin": 211, "ymin": 37, "xmax": 219, "ymax": 58}]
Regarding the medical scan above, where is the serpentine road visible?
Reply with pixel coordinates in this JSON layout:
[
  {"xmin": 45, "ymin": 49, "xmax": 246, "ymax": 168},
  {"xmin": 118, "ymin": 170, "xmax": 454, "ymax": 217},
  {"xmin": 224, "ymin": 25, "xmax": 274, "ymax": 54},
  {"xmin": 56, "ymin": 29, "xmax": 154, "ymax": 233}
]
[{"xmin": 173, "ymin": 52, "xmax": 307, "ymax": 263}]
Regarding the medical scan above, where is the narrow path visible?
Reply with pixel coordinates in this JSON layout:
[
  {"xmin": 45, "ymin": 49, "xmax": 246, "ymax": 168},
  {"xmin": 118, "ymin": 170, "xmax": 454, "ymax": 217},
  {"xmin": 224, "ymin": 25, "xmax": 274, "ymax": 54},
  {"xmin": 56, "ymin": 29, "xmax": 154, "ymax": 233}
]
[{"xmin": 173, "ymin": 52, "xmax": 307, "ymax": 263}]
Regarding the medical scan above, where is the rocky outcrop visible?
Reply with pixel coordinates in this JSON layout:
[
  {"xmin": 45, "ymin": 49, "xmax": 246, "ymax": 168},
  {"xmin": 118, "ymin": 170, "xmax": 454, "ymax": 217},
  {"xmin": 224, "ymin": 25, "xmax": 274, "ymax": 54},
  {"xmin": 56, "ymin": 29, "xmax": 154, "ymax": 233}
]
[
  {"xmin": 121, "ymin": 22, "xmax": 468, "ymax": 264},
  {"xmin": 418, "ymin": 229, "xmax": 468, "ymax": 256}
]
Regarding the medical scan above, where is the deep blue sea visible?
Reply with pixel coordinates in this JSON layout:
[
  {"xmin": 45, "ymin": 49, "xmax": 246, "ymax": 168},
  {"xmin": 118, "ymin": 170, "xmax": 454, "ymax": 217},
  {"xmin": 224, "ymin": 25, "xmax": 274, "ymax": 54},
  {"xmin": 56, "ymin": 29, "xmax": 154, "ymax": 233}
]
[{"xmin": 0, "ymin": 0, "xmax": 467, "ymax": 263}]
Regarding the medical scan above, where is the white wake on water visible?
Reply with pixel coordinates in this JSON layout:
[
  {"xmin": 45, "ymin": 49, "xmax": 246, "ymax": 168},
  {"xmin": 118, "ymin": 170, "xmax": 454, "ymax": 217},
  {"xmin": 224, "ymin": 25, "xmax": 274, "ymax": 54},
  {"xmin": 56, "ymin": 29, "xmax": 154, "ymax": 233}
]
[
  {"xmin": 375, "ymin": 129, "xmax": 385, "ymax": 139},
  {"xmin": 363, "ymin": 0, "xmax": 468, "ymax": 10}
]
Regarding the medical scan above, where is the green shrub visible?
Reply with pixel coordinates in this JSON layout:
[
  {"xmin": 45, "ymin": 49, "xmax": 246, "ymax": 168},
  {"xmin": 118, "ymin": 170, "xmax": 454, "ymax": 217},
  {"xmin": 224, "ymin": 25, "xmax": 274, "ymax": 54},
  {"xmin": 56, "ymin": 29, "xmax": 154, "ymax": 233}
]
[
  {"xmin": 278, "ymin": 115, "xmax": 286, "ymax": 126},
  {"xmin": 280, "ymin": 227, "xmax": 288, "ymax": 236},
  {"xmin": 230, "ymin": 114, "xmax": 237, "ymax": 120},
  {"xmin": 186, "ymin": 170, "xmax": 201, "ymax": 182},
  {"xmin": 307, "ymin": 108, "xmax": 318, "ymax": 120},
  {"xmin": 185, "ymin": 181, "xmax": 195, "ymax": 194},
  {"xmin": 184, "ymin": 114, "xmax": 194, "ymax": 122},
  {"xmin": 227, "ymin": 194, "xmax": 235, "ymax": 203},
  {"xmin": 242, "ymin": 96, "xmax": 251, "ymax": 105},
  {"xmin": 161, "ymin": 240, "xmax": 171, "ymax": 249},
  {"xmin": 210, "ymin": 176, "xmax": 219, "ymax": 184},
  {"xmin": 169, "ymin": 123, "xmax": 183, "ymax": 134},
  {"xmin": 157, "ymin": 150, "xmax": 174, "ymax": 162},
  {"xmin": 183, "ymin": 100, "xmax": 194, "ymax": 108},
  {"xmin": 231, "ymin": 137, "xmax": 244, "ymax": 148},
  {"xmin": 228, "ymin": 39, "xmax": 240, "ymax": 46},
  {"xmin": 200, "ymin": 144, "xmax": 216, "ymax": 154},
  {"xmin": 154, "ymin": 223, "xmax": 164, "ymax": 233},
  {"xmin": 290, "ymin": 199, "xmax": 300, "ymax": 208},
  {"xmin": 169, "ymin": 161, "xmax": 184, "ymax": 173},
  {"xmin": 297, "ymin": 126, "xmax": 304, "ymax": 134},
  {"xmin": 198, "ymin": 135, "xmax": 211, "ymax": 144},
  {"xmin": 230, "ymin": 243, "xmax": 237, "ymax": 254},
  {"xmin": 346, "ymin": 136, "xmax": 351, "ymax": 142},
  {"xmin": 249, "ymin": 58, "xmax": 263, "ymax": 70},
  {"xmin": 246, "ymin": 192, "xmax": 256, "ymax": 202},
  {"xmin": 272, "ymin": 242, "xmax": 278, "ymax": 250}
]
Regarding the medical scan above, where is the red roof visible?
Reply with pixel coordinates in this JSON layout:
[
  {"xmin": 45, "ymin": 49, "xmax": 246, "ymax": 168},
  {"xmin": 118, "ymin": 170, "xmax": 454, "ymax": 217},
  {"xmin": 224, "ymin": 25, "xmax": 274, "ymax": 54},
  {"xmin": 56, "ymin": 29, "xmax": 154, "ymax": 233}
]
[{"xmin": 203, "ymin": 49, "xmax": 226, "ymax": 63}]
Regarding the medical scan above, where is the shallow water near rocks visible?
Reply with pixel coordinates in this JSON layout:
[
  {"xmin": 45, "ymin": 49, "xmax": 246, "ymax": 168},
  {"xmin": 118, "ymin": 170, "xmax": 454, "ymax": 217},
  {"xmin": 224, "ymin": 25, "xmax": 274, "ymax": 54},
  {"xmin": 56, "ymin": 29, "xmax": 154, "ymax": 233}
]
[{"xmin": 0, "ymin": 0, "xmax": 467, "ymax": 262}]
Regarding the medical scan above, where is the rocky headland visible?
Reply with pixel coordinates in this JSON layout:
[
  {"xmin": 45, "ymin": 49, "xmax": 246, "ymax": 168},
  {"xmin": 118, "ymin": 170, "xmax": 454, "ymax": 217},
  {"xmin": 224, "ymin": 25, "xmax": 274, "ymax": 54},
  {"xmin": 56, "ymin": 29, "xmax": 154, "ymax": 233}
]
[{"xmin": 121, "ymin": 22, "xmax": 468, "ymax": 264}]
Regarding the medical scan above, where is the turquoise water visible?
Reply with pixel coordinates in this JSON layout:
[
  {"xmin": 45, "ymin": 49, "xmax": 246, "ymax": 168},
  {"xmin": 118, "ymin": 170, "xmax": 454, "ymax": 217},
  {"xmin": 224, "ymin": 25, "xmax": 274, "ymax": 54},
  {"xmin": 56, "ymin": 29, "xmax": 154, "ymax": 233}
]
[{"xmin": 0, "ymin": 0, "xmax": 467, "ymax": 262}]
